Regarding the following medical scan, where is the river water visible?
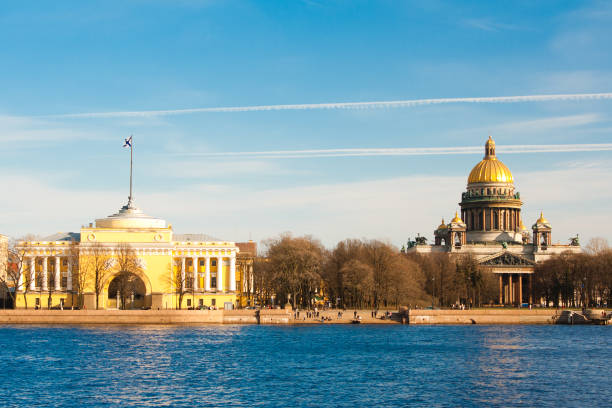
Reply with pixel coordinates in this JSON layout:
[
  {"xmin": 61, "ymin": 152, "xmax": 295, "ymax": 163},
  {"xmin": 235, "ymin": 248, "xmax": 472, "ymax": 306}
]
[{"xmin": 0, "ymin": 324, "xmax": 609, "ymax": 407}]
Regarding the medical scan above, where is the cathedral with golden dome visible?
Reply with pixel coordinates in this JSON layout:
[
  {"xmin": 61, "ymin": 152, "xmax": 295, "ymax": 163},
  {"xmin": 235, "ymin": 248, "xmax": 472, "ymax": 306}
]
[{"xmin": 409, "ymin": 136, "xmax": 581, "ymax": 306}]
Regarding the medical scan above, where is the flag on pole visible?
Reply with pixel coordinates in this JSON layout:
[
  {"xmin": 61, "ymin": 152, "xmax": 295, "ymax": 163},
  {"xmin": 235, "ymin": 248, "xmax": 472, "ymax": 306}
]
[{"xmin": 123, "ymin": 136, "xmax": 132, "ymax": 147}]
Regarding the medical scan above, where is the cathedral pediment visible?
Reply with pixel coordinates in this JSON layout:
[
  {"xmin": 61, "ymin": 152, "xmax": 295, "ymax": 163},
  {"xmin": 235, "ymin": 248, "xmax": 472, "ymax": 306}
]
[{"xmin": 479, "ymin": 251, "xmax": 535, "ymax": 266}]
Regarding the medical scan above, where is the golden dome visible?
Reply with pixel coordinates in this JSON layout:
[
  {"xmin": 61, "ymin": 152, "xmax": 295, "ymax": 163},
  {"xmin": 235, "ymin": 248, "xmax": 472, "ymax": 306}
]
[
  {"xmin": 467, "ymin": 136, "xmax": 514, "ymax": 184},
  {"xmin": 536, "ymin": 212, "xmax": 549, "ymax": 225},
  {"xmin": 519, "ymin": 220, "xmax": 527, "ymax": 231},
  {"xmin": 437, "ymin": 218, "xmax": 447, "ymax": 229},
  {"xmin": 451, "ymin": 211, "xmax": 463, "ymax": 223}
]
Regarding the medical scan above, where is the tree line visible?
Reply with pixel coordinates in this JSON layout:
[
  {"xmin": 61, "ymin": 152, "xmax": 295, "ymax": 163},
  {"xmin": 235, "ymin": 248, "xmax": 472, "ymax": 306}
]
[
  {"xmin": 243, "ymin": 235, "xmax": 612, "ymax": 310},
  {"xmin": 243, "ymin": 234, "xmax": 501, "ymax": 309},
  {"xmin": 533, "ymin": 239, "xmax": 611, "ymax": 308}
]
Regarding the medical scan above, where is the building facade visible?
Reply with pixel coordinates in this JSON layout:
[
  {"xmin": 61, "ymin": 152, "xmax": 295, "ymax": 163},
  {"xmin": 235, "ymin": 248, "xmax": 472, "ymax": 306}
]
[
  {"xmin": 14, "ymin": 200, "xmax": 244, "ymax": 310},
  {"xmin": 409, "ymin": 136, "xmax": 581, "ymax": 305},
  {"xmin": 236, "ymin": 240, "xmax": 257, "ymax": 307}
]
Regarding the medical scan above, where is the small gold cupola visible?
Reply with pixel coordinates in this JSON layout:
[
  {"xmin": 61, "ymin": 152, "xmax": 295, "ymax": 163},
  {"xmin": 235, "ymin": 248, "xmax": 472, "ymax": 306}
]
[
  {"xmin": 451, "ymin": 211, "xmax": 463, "ymax": 223},
  {"xmin": 437, "ymin": 218, "xmax": 447, "ymax": 230}
]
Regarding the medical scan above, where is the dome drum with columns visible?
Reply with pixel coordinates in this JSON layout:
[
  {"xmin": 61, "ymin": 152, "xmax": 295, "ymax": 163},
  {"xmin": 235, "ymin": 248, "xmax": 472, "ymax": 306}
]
[
  {"xmin": 408, "ymin": 136, "xmax": 581, "ymax": 306},
  {"xmin": 460, "ymin": 136, "xmax": 523, "ymax": 244}
]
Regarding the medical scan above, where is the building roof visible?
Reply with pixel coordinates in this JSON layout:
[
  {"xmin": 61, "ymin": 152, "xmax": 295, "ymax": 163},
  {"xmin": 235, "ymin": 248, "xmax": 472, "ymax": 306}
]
[
  {"xmin": 174, "ymin": 233, "xmax": 221, "ymax": 242},
  {"xmin": 95, "ymin": 201, "xmax": 166, "ymax": 229},
  {"xmin": 40, "ymin": 232, "xmax": 81, "ymax": 242},
  {"xmin": 236, "ymin": 241, "xmax": 257, "ymax": 256}
]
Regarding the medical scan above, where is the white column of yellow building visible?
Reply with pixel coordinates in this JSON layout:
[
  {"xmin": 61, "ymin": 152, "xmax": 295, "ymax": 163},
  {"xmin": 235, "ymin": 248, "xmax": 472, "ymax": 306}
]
[{"xmin": 217, "ymin": 256, "xmax": 223, "ymax": 291}]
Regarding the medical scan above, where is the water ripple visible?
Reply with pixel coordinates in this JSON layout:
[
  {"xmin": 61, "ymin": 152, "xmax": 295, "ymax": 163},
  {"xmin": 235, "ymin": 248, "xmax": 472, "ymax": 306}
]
[{"xmin": 0, "ymin": 324, "xmax": 610, "ymax": 407}]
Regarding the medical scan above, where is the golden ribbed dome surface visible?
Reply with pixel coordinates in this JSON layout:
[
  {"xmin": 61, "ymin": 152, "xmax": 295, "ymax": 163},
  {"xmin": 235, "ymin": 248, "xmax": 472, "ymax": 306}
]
[{"xmin": 467, "ymin": 136, "xmax": 514, "ymax": 184}]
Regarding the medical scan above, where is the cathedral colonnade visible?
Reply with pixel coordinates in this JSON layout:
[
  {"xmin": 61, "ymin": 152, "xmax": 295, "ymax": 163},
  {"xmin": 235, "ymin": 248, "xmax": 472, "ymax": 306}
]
[{"xmin": 497, "ymin": 273, "xmax": 533, "ymax": 306}]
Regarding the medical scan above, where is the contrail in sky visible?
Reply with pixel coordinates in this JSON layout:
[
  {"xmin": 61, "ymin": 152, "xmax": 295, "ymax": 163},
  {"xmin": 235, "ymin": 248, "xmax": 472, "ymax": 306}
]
[
  {"xmin": 178, "ymin": 143, "xmax": 612, "ymax": 159},
  {"xmin": 49, "ymin": 92, "xmax": 612, "ymax": 118}
]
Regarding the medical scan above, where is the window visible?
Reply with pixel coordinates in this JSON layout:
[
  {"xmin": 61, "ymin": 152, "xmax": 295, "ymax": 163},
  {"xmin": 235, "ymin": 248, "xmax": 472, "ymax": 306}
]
[
  {"xmin": 211, "ymin": 299, "xmax": 216, "ymax": 306},
  {"xmin": 199, "ymin": 299, "xmax": 203, "ymax": 307},
  {"xmin": 187, "ymin": 299, "xmax": 192, "ymax": 307},
  {"xmin": 211, "ymin": 260, "xmax": 217, "ymax": 267},
  {"xmin": 200, "ymin": 260, "xmax": 205, "ymax": 266},
  {"xmin": 63, "ymin": 260, "xmax": 68, "ymax": 266}
]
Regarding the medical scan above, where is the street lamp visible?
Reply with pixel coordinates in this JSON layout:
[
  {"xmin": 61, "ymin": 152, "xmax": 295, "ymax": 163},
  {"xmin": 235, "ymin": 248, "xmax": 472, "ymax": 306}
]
[{"xmin": 431, "ymin": 277, "xmax": 435, "ymax": 309}]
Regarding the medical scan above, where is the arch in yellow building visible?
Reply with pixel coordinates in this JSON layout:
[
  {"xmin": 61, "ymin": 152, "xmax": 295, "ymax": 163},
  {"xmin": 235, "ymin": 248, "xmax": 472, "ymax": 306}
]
[{"xmin": 101, "ymin": 269, "xmax": 153, "ymax": 309}]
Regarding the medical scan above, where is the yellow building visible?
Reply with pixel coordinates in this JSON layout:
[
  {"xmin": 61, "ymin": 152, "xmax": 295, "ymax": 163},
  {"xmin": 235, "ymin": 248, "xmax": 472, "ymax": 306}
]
[{"xmin": 14, "ymin": 200, "xmax": 242, "ymax": 310}]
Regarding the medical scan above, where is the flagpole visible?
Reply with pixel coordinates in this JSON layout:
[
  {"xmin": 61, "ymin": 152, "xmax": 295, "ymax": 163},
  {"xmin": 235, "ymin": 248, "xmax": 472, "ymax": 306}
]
[{"xmin": 129, "ymin": 135, "xmax": 133, "ymax": 207}]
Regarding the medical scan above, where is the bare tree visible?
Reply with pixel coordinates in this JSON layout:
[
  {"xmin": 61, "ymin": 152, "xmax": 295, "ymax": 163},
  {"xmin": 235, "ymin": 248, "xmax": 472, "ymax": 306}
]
[
  {"xmin": 323, "ymin": 239, "xmax": 364, "ymax": 308},
  {"xmin": 362, "ymin": 240, "xmax": 397, "ymax": 309},
  {"xmin": 264, "ymin": 234, "xmax": 325, "ymax": 309},
  {"xmin": 114, "ymin": 243, "xmax": 143, "ymax": 310},
  {"xmin": 585, "ymin": 237, "xmax": 609, "ymax": 255},
  {"xmin": 252, "ymin": 256, "xmax": 274, "ymax": 306},
  {"xmin": 340, "ymin": 259, "xmax": 373, "ymax": 309},
  {"xmin": 166, "ymin": 258, "xmax": 189, "ymax": 310},
  {"xmin": 66, "ymin": 241, "xmax": 84, "ymax": 308},
  {"xmin": 1, "ymin": 240, "xmax": 31, "ymax": 309},
  {"xmin": 80, "ymin": 242, "xmax": 111, "ymax": 309}
]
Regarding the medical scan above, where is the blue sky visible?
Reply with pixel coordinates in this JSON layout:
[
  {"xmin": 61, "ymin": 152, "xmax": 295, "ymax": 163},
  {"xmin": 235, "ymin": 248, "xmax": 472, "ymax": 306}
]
[{"xmin": 1, "ymin": 0, "xmax": 611, "ymax": 246}]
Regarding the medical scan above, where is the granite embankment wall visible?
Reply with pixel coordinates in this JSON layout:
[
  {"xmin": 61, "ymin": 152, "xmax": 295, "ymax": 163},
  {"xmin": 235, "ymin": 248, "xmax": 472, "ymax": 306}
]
[
  {"xmin": 0, "ymin": 309, "xmax": 562, "ymax": 325},
  {"xmin": 0, "ymin": 309, "xmax": 291, "ymax": 325},
  {"xmin": 408, "ymin": 309, "xmax": 557, "ymax": 325}
]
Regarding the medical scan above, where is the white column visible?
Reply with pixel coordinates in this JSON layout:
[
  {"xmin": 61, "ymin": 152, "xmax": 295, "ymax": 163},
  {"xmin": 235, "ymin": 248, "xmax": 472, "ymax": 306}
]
[
  {"xmin": 54, "ymin": 256, "xmax": 61, "ymax": 291},
  {"xmin": 217, "ymin": 256, "xmax": 224, "ymax": 291},
  {"xmin": 17, "ymin": 264, "xmax": 24, "ymax": 290},
  {"xmin": 181, "ymin": 257, "xmax": 186, "ymax": 291},
  {"xmin": 67, "ymin": 259, "xmax": 72, "ymax": 291},
  {"xmin": 192, "ymin": 257, "xmax": 198, "ymax": 291},
  {"xmin": 42, "ymin": 257, "xmax": 48, "ymax": 291},
  {"xmin": 229, "ymin": 254, "xmax": 236, "ymax": 291},
  {"xmin": 29, "ymin": 257, "xmax": 35, "ymax": 291},
  {"xmin": 249, "ymin": 265, "xmax": 254, "ymax": 294},
  {"xmin": 204, "ymin": 257, "xmax": 211, "ymax": 291}
]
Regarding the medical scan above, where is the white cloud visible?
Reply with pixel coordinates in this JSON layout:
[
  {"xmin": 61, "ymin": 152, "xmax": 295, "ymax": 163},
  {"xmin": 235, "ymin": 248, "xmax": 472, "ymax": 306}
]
[
  {"xmin": 463, "ymin": 18, "xmax": 524, "ymax": 32},
  {"xmin": 0, "ymin": 114, "xmax": 109, "ymax": 143},
  {"xmin": 164, "ymin": 142, "xmax": 612, "ymax": 160},
  {"xmin": 1, "ymin": 162, "xmax": 610, "ymax": 248},
  {"xmin": 43, "ymin": 93, "xmax": 612, "ymax": 119},
  {"xmin": 493, "ymin": 113, "xmax": 603, "ymax": 132}
]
